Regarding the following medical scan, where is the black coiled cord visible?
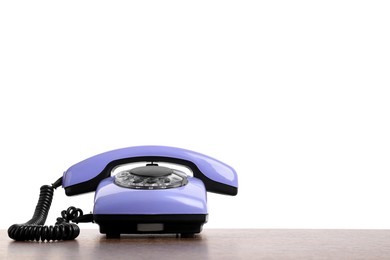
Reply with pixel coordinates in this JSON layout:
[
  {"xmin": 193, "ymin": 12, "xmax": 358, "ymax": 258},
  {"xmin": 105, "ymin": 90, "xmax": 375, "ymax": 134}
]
[{"xmin": 8, "ymin": 178, "xmax": 83, "ymax": 242}]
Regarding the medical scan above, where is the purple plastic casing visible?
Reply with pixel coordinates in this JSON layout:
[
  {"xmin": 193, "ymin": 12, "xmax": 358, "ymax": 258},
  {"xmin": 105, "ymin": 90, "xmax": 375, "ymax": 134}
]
[
  {"xmin": 93, "ymin": 177, "xmax": 208, "ymax": 215},
  {"xmin": 62, "ymin": 146, "xmax": 238, "ymax": 189}
]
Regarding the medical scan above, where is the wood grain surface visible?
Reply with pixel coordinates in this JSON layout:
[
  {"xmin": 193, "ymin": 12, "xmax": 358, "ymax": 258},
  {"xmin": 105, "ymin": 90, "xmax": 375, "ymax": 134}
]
[{"xmin": 1, "ymin": 229, "xmax": 390, "ymax": 259}]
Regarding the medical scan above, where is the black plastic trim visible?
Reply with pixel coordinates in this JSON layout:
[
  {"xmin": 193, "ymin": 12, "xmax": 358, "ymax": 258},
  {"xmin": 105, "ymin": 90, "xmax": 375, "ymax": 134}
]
[
  {"xmin": 65, "ymin": 156, "xmax": 238, "ymax": 196},
  {"xmin": 94, "ymin": 214, "xmax": 207, "ymax": 223},
  {"xmin": 94, "ymin": 214, "xmax": 207, "ymax": 235}
]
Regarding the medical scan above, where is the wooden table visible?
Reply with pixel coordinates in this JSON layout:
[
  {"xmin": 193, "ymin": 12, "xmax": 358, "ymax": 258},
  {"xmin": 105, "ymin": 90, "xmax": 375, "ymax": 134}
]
[{"xmin": 1, "ymin": 229, "xmax": 390, "ymax": 259}]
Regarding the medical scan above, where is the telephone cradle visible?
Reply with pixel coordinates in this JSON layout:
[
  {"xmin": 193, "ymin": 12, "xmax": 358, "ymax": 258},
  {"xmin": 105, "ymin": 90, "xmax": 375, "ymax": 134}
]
[{"xmin": 8, "ymin": 146, "xmax": 238, "ymax": 241}]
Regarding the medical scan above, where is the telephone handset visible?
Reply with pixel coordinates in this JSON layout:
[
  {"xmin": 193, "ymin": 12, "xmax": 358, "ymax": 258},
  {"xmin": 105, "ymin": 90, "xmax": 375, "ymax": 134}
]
[{"xmin": 8, "ymin": 146, "xmax": 238, "ymax": 241}]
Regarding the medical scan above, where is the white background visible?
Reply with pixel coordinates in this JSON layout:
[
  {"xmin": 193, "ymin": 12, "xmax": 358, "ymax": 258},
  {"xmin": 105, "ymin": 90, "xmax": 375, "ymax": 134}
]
[{"xmin": 0, "ymin": 1, "xmax": 389, "ymax": 230}]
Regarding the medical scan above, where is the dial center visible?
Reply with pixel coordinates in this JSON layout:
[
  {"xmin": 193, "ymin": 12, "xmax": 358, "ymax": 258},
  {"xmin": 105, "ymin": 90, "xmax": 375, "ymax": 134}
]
[{"xmin": 130, "ymin": 166, "xmax": 173, "ymax": 177}]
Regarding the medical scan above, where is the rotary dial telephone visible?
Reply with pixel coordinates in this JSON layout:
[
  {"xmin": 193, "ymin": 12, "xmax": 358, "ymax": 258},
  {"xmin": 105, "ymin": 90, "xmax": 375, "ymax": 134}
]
[{"xmin": 8, "ymin": 146, "xmax": 238, "ymax": 241}]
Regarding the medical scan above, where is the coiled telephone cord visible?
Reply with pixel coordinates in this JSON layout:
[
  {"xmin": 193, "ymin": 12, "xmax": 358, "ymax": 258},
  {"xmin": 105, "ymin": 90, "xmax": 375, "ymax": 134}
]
[{"xmin": 8, "ymin": 178, "xmax": 85, "ymax": 242}]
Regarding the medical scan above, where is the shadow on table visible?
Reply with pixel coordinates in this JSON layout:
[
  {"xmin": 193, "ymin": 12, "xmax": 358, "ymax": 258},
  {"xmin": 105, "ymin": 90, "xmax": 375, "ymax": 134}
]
[
  {"xmin": 95, "ymin": 233, "xmax": 209, "ymax": 259},
  {"xmin": 7, "ymin": 239, "xmax": 80, "ymax": 259}
]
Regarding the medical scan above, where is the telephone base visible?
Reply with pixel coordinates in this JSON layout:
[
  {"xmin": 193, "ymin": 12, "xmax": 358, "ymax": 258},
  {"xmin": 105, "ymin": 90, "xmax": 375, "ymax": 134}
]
[{"xmin": 94, "ymin": 214, "xmax": 207, "ymax": 238}]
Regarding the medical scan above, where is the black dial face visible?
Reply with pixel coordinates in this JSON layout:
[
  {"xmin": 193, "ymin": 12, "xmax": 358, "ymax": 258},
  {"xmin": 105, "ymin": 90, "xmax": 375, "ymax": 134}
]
[
  {"xmin": 130, "ymin": 166, "xmax": 173, "ymax": 177},
  {"xmin": 114, "ymin": 165, "xmax": 188, "ymax": 190}
]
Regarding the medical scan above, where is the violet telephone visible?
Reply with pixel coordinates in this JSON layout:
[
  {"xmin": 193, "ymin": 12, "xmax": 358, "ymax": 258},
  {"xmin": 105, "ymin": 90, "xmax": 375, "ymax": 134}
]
[{"xmin": 8, "ymin": 146, "xmax": 238, "ymax": 241}]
